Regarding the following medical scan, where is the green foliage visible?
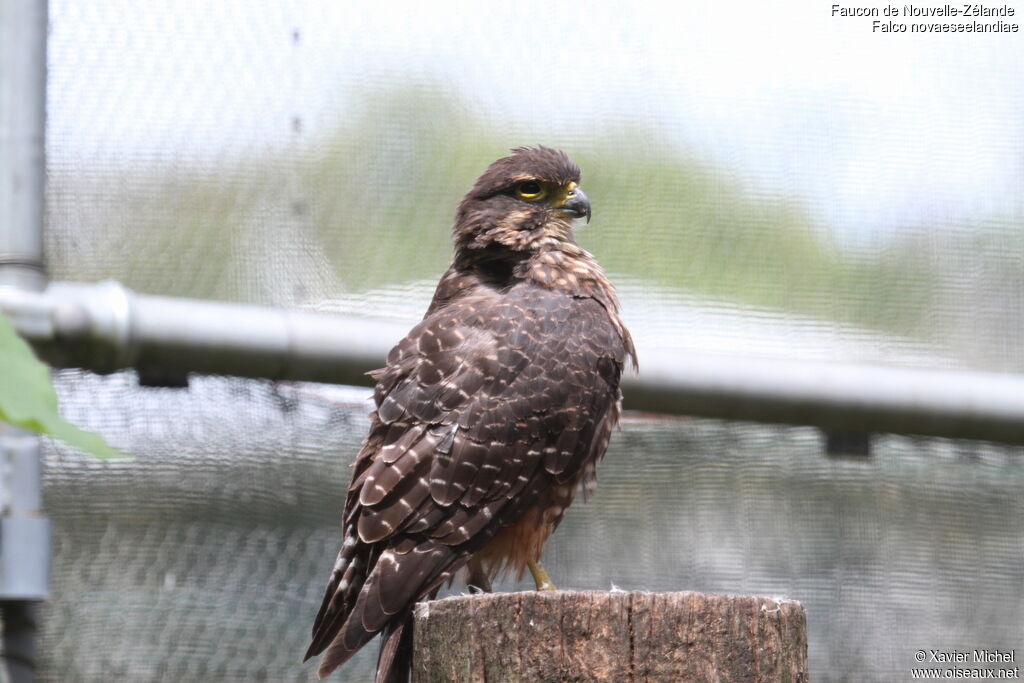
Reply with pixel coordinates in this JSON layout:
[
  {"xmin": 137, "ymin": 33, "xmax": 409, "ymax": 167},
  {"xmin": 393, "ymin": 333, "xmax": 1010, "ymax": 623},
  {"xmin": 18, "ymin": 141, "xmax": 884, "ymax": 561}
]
[
  {"xmin": 42, "ymin": 82, "xmax": 1023, "ymax": 340},
  {"xmin": 0, "ymin": 312, "xmax": 124, "ymax": 459}
]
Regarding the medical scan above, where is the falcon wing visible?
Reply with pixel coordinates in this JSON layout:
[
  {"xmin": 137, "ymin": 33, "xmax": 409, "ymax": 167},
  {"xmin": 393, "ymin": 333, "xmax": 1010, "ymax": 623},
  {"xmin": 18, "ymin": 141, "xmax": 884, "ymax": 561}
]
[{"xmin": 306, "ymin": 283, "xmax": 628, "ymax": 677}]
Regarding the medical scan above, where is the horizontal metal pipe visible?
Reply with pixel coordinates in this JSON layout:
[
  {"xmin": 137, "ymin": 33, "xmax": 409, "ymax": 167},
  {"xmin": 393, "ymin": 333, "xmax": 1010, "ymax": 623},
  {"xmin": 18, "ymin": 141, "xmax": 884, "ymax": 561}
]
[
  {"xmin": 1, "ymin": 281, "xmax": 408, "ymax": 387},
  {"xmin": 3, "ymin": 280, "xmax": 1024, "ymax": 445},
  {"xmin": 626, "ymin": 351, "xmax": 1024, "ymax": 444}
]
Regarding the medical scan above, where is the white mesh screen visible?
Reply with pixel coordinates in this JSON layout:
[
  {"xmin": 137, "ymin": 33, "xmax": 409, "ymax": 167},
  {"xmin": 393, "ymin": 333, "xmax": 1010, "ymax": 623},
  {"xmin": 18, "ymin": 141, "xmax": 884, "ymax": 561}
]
[{"xmin": 35, "ymin": 1, "xmax": 1024, "ymax": 680}]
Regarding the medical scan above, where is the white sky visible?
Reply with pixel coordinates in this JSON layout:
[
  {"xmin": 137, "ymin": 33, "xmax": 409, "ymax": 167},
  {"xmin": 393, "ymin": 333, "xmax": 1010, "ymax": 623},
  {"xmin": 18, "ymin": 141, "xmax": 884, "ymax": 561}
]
[{"xmin": 47, "ymin": 0, "xmax": 1024, "ymax": 243}]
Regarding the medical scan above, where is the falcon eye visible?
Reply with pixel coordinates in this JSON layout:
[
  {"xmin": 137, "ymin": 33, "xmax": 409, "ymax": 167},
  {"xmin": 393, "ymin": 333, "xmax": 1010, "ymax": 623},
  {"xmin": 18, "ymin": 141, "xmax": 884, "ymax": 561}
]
[{"xmin": 514, "ymin": 181, "xmax": 546, "ymax": 202}]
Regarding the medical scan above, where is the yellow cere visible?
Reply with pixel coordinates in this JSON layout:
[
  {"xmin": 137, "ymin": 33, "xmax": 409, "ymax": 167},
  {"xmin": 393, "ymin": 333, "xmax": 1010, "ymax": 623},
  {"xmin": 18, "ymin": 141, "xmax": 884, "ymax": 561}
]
[{"xmin": 551, "ymin": 181, "xmax": 578, "ymax": 208}]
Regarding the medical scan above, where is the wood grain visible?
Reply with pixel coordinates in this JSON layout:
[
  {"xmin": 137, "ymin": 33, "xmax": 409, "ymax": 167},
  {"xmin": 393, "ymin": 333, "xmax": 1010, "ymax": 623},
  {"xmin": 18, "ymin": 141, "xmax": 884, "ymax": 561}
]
[{"xmin": 413, "ymin": 590, "xmax": 809, "ymax": 682}]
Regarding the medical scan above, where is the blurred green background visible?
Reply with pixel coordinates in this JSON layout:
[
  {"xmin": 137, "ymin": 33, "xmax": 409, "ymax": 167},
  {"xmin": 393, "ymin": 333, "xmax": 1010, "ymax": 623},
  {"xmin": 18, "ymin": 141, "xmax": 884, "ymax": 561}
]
[{"xmin": 46, "ymin": 83, "xmax": 1024, "ymax": 367}]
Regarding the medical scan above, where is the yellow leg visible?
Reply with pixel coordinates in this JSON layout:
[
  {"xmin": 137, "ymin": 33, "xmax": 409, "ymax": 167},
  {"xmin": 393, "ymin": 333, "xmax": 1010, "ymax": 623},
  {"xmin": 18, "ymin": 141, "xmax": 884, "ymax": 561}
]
[{"xmin": 527, "ymin": 558, "xmax": 557, "ymax": 591}]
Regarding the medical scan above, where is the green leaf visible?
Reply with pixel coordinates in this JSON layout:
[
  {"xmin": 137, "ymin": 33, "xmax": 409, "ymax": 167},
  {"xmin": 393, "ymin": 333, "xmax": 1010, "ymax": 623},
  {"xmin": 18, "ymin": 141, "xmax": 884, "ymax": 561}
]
[{"xmin": 0, "ymin": 310, "xmax": 125, "ymax": 459}]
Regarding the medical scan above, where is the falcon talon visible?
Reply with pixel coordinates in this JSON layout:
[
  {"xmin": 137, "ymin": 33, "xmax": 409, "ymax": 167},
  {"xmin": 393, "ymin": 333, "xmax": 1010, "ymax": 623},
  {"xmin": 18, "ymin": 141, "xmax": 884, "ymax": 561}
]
[{"xmin": 306, "ymin": 147, "xmax": 635, "ymax": 682}]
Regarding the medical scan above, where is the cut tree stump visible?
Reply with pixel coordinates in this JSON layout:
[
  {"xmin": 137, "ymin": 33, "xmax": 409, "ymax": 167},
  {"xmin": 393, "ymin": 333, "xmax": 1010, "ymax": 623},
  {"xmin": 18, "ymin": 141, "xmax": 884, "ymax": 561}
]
[{"xmin": 412, "ymin": 590, "xmax": 808, "ymax": 682}]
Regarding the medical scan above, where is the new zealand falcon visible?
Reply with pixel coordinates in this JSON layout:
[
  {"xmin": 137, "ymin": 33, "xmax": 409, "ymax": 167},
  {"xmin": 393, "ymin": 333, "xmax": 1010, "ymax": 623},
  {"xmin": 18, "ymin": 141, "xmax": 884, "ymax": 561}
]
[{"xmin": 305, "ymin": 147, "xmax": 636, "ymax": 681}]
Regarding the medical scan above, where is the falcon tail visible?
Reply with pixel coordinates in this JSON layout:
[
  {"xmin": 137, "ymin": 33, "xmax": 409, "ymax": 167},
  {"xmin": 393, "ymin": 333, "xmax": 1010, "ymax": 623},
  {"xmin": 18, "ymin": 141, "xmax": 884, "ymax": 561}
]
[
  {"xmin": 306, "ymin": 532, "xmax": 461, "ymax": 680},
  {"xmin": 373, "ymin": 612, "xmax": 414, "ymax": 683}
]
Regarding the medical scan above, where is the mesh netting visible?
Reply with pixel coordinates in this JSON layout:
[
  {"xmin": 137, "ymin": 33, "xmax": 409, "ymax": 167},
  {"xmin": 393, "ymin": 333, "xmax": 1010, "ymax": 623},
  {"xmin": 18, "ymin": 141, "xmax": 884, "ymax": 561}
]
[
  {"xmin": 41, "ymin": 372, "xmax": 1024, "ymax": 681},
  {"xmin": 30, "ymin": 0, "xmax": 1024, "ymax": 681}
]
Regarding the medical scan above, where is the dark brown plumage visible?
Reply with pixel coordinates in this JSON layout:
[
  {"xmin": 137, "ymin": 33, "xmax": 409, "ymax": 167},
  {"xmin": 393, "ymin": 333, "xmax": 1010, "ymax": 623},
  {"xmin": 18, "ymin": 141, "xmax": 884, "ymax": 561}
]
[{"xmin": 305, "ymin": 147, "xmax": 636, "ymax": 681}]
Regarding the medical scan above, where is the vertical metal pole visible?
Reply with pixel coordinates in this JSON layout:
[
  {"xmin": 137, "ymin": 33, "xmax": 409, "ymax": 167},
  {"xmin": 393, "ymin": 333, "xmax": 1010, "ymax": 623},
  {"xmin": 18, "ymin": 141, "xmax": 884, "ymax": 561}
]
[
  {"xmin": 0, "ymin": 0, "xmax": 48, "ymax": 292},
  {"xmin": 1, "ymin": 2, "xmax": 50, "ymax": 683}
]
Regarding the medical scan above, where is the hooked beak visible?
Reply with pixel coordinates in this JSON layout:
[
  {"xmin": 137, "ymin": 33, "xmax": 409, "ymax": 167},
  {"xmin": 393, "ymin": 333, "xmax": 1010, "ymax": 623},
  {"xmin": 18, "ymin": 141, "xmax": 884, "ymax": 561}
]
[{"xmin": 559, "ymin": 187, "xmax": 592, "ymax": 223}]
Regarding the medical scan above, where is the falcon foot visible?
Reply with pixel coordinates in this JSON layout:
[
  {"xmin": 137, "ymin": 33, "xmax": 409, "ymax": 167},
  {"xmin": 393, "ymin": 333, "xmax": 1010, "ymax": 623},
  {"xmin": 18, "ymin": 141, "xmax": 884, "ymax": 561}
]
[
  {"xmin": 527, "ymin": 558, "xmax": 557, "ymax": 591},
  {"xmin": 466, "ymin": 562, "xmax": 493, "ymax": 594}
]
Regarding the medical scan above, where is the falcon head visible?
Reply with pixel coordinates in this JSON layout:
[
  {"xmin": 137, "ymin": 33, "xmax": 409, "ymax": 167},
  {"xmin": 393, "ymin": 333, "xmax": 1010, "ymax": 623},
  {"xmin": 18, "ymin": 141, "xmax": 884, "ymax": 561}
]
[{"xmin": 454, "ymin": 146, "xmax": 591, "ymax": 252}]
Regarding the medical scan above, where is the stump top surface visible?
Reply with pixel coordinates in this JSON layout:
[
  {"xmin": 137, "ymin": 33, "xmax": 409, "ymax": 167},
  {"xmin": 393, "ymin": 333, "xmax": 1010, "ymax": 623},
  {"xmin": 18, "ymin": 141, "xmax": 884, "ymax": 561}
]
[
  {"xmin": 413, "ymin": 589, "xmax": 809, "ymax": 682},
  {"xmin": 414, "ymin": 589, "xmax": 805, "ymax": 618}
]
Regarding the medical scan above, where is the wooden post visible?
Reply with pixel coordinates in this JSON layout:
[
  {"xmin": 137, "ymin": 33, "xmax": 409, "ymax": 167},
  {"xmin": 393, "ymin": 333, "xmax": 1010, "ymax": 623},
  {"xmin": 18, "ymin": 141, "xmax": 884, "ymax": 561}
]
[{"xmin": 413, "ymin": 590, "xmax": 808, "ymax": 682}]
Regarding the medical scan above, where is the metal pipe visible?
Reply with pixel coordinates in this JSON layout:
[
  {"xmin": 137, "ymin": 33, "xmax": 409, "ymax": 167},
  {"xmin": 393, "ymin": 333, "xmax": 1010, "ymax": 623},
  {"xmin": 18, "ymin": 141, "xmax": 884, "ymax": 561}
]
[
  {"xmin": 625, "ymin": 350, "xmax": 1024, "ymax": 444},
  {"xmin": 4, "ymin": 280, "xmax": 409, "ymax": 386},
  {"xmin": 0, "ymin": 603, "xmax": 38, "ymax": 683},
  {"xmin": 0, "ymin": 0, "xmax": 48, "ymax": 293},
  {"xmin": 0, "ymin": 430, "xmax": 49, "ymax": 603},
  {"xmin": 5, "ymin": 280, "xmax": 1024, "ymax": 446},
  {"xmin": 0, "ymin": 432, "xmax": 48, "ymax": 683},
  {"xmin": 0, "ymin": 2, "xmax": 49, "ymax": 682}
]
